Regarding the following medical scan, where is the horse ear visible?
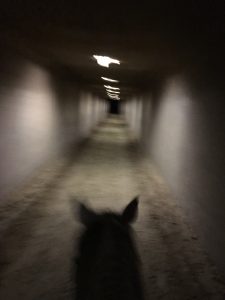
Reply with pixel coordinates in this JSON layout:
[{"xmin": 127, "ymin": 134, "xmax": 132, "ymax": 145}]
[
  {"xmin": 122, "ymin": 197, "xmax": 139, "ymax": 223},
  {"xmin": 79, "ymin": 203, "xmax": 96, "ymax": 226}
]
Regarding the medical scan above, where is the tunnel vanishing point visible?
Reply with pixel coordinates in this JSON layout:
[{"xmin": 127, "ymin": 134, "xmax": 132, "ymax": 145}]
[{"xmin": 0, "ymin": 1, "xmax": 225, "ymax": 299}]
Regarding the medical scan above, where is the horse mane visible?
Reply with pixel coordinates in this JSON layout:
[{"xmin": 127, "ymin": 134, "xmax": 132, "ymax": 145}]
[{"xmin": 74, "ymin": 208, "xmax": 144, "ymax": 300}]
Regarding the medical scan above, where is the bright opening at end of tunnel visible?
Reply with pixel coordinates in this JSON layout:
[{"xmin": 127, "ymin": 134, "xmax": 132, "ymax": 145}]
[
  {"xmin": 101, "ymin": 77, "xmax": 119, "ymax": 83},
  {"xmin": 93, "ymin": 55, "xmax": 120, "ymax": 68}
]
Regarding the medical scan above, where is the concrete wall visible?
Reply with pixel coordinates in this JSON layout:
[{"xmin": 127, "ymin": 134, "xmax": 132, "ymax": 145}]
[
  {"xmin": 124, "ymin": 75, "xmax": 225, "ymax": 274},
  {"xmin": 123, "ymin": 97, "xmax": 143, "ymax": 139},
  {"xmin": 0, "ymin": 57, "xmax": 106, "ymax": 201}
]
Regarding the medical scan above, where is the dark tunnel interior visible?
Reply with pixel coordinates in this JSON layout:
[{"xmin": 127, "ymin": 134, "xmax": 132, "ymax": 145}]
[
  {"xmin": 0, "ymin": 1, "xmax": 225, "ymax": 299},
  {"xmin": 108, "ymin": 99, "xmax": 120, "ymax": 114}
]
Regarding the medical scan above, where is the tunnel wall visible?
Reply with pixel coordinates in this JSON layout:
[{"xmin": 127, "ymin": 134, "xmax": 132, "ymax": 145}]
[
  {"xmin": 0, "ymin": 57, "xmax": 106, "ymax": 201},
  {"xmin": 124, "ymin": 75, "xmax": 225, "ymax": 274},
  {"xmin": 123, "ymin": 97, "xmax": 143, "ymax": 139}
]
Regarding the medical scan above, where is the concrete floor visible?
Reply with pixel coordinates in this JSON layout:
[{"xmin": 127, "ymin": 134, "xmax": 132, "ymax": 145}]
[{"xmin": 0, "ymin": 116, "xmax": 224, "ymax": 299}]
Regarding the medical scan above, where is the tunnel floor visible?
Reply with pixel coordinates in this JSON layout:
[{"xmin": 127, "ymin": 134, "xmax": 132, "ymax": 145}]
[{"xmin": 0, "ymin": 116, "xmax": 224, "ymax": 300}]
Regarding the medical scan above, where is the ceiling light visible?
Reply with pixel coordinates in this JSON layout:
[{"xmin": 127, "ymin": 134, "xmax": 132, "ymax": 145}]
[
  {"xmin": 106, "ymin": 90, "xmax": 119, "ymax": 95},
  {"xmin": 107, "ymin": 94, "xmax": 120, "ymax": 99},
  {"xmin": 101, "ymin": 77, "xmax": 119, "ymax": 83},
  {"xmin": 107, "ymin": 94, "xmax": 119, "ymax": 98},
  {"xmin": 93, "ymin": 55, "xmax": 120, "ymax": 68},
  {"xmin": 106, "ymin": 89, "xmax": 120, "ymax": 94},
  {"xmin": 106, "ymin": 91, "xmax": 119, "ymax": 96},
  {"xmin": 107, "ymin": 92, "xmax": 120, "ymax": 97},
  {"xmin": 104, "ymin": 85, "xmax": 120, "ymax": 90}
]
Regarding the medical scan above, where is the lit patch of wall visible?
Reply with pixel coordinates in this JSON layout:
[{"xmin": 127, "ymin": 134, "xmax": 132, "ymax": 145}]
[
  {"xmin": 145, "ymin": 78, "xmax": 194, "ymax": 189},
  {"xmin": 124, "ymin": 75, "xmax": 225, "ymax": 274},
  {"xmin": 78, "ymin": 92, "xmax": 106, "ymax": 138},
  {"xmin": 0, "ymin": 58, "xmax": 106, "ymax": 201},
  {"xmin": 123, "ymin": 97, "xmax": 143, "ymax": 139}
]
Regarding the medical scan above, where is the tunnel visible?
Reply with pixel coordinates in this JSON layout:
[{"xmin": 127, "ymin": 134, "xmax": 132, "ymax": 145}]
[{"xmin": 0, "ymin": 1, "xmax": 225, "ymax": 299}]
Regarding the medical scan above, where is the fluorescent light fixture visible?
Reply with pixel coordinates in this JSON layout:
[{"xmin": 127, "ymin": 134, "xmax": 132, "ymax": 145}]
[
  {"xmin": 93, "ymin": 55, "xmax": 120, "ymax": 68},
  {"xmin": 104, "ymin": 85, "xmax": 120, "ymax": 90},
  {"xmin": 101, "ymin": 77, "xmax": 119, "ymax": 83},
  {"xmin": 107, "ymin": 93, "xmax": 120, "ymax": 100},
  {"xmin": 106, "ymin": 90, "xmax": 119, "ymax": 94},
  {"xmin": 106, "ymin": 89, "xmax": 120, "ymax": 94},
  {"xmin": 106, "ymin": 91, "xmax": 119, "ymax": 96},
  {"xmin": 107, "ymin": 92, "xmax": 120, "ymax": 97},
  {"xmin": 107, "ymin": 94, "xmax": 119, "ymax": 98},
  {"xmin": 106, "ymin": 90, "xmax": 120, "ymax": 94}
]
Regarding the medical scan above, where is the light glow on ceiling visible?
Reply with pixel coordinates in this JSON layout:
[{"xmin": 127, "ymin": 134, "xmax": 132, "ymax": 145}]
[
  {"xmin": 93, "ymin": 55, "xmax": 120, "ymax": 68},
  {"xmin": 101, "ymin": 77, "xmax": 119, "ymax": 83}
]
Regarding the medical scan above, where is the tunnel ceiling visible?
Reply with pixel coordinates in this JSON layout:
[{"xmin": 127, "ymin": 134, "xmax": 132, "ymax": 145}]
[{"xmin": 0, "ymin": 1, "xmax": 224, "ymax": 99}]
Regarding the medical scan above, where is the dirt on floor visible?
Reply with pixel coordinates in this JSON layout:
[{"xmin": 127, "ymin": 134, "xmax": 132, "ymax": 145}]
[{"xmin": 0, "ymin": 116, "xmax": 224, "ymax": 299}]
